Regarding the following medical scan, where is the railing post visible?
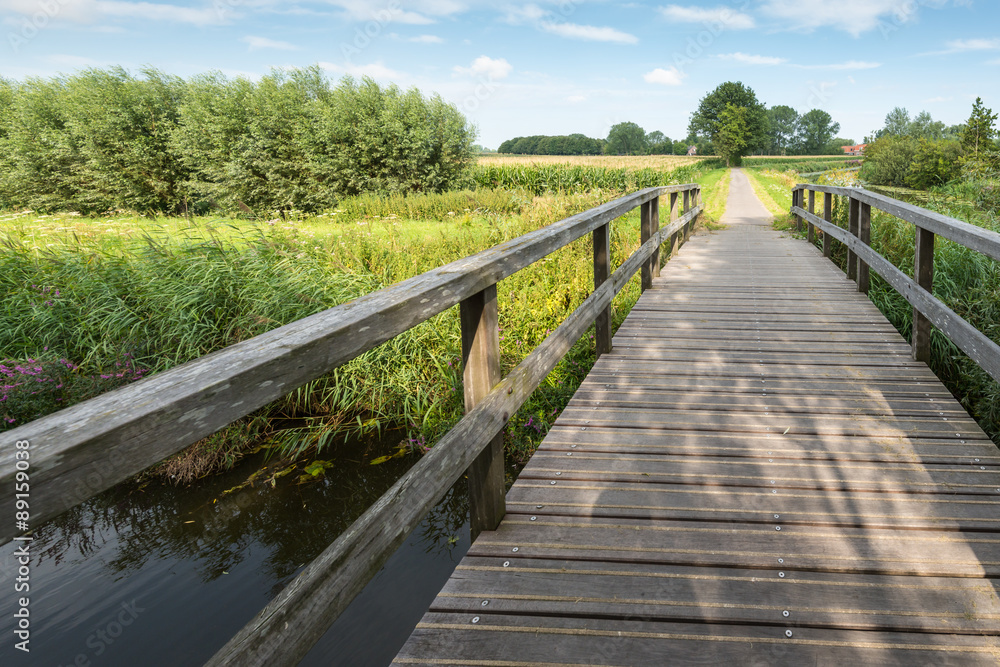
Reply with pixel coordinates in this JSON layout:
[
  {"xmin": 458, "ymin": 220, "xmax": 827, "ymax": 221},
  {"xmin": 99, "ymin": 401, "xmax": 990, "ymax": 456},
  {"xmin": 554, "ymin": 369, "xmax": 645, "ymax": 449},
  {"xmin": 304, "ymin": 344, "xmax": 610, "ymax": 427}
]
[
  {"xmin": 668, "ymin": 192, "xmax": 679, "ymax": 257},
  {"xmin": 793, "ymin": 188, "xmax": 802, "ymax": 231},
  {"xmin": 682, "ymin": 189, "xmax": 691, "ymax": 244},
  {"xmin": 459, "ymin": 286, "xmax": 505, "ymax": 541},
  {"xmin": 807, "ymin": 190, "xmax": 816, "ymax": 244},
  {"xmin": 823, "ymin": 193, "xmax": 833, "ymax": 258},
  {"xmin": 593, "ymin": 223, "xmax": 612, "ymax": 359},
  {"xmin": 913, "ymin": 227, "xmax": 935, "ymax": 362},
  {"xmin": 847, "ymin": 195, "xmax": 860, "ymax": 283},
  {"xmin": 652, "ymin": 195, "xmax": 661, "ymax": 278},
  {"xmin": 640, "ymin": 198, "xmax": 656, "ymax": 291},
  {"xmin": 858, "ymin": 202, "xmax": 871, "ymax": 294}
]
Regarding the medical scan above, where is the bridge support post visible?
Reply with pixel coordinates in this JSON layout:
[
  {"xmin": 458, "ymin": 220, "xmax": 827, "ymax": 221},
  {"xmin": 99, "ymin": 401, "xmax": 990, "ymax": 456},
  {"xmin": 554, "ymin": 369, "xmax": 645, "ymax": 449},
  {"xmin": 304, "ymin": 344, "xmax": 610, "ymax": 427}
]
[
  {"xmin": 682, "ymin": 190, "xmax": 691, "ymax": 243},
  {"xmin": 847, "ymin": 196, "xmax": 860, "ymax": 283},
  {"xmin": 793, "ymin": 189, "xmax": 802, "ymax": 232},
  {"xmin": 913, "ymin": 228, "xmax": 935, "ymax": 362},
  {"xmin": 641, "ymin": 197, "xmax": 659, "ymax": 292},
  {"xmin": 858, "ymin": 202, "xmax": 871, "ymax": 294},
  {"xmin": 459, "ymin": 285, "xmax": 506, "ymax": 541},
  {"xmin": 823, "ymin": 193, "xmax": 833, "ymax": 258},
  {"xmin": 594, "ymin": 223, "xmax": 612, "ymax": 359},
  {"xmin": 807, "ymin": 190, "xmax": 816, "ymax": 244},
  {"xmin": 669, "ymin": 192, "xmax": 679, "ymax": 257}
]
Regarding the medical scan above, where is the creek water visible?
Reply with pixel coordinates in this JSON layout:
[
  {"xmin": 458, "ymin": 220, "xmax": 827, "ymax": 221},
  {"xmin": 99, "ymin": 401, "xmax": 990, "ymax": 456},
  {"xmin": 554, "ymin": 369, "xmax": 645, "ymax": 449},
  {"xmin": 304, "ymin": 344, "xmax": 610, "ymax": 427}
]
[{"xmin": 0, "ymin": 437, "xmax": 473, "ymax": 666}]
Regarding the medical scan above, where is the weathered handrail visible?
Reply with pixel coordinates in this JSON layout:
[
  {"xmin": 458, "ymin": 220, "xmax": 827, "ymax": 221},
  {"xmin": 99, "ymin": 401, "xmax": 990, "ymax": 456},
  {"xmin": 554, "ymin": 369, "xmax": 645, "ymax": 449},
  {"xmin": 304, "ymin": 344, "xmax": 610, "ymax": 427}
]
[
  {"xmin": 0, "ymin": 183, "xmax": 701, "ymax": 665},
  {"xmin": 791, "ymin": 184, "xmax": 1000, "ymax": 384}
]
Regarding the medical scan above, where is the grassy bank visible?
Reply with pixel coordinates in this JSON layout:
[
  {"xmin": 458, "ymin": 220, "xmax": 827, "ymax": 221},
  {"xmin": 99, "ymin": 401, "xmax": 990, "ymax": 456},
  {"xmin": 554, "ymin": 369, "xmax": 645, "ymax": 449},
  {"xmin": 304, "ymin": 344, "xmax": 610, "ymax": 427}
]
[{"xmin": 2, "ymin": 160, "xmax": 718, "ymax": 481}]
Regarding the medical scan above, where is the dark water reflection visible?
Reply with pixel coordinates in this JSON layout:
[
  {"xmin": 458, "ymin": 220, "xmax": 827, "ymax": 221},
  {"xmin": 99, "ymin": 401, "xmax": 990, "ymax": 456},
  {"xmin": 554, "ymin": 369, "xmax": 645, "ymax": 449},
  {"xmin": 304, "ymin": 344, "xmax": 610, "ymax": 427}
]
[{"xmin": 0, "ymin": 441, "xmax": 471, "ymax": 666}]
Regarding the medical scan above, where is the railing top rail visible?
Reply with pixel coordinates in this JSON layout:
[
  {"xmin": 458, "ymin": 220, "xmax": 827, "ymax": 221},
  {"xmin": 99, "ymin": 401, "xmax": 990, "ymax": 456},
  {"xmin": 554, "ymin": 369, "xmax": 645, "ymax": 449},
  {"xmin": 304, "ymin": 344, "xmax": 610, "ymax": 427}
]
[
  {"xmin": 793, "ymin": 183, "xmax": 1000, "ymax": 264},
  {"xmin": 0, "ymin": 183, "xmax": 700, "ymax": 546}
]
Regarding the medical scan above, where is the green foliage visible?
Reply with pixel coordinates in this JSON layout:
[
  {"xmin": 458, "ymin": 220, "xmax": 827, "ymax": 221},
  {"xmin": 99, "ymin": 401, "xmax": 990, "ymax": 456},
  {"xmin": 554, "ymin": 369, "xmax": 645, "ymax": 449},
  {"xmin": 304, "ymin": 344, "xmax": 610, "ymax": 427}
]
[
  {"xmin": 741, "ymin": 156, "xmax": 855, "ymax": 171},
  {"xmin": 795, "ymin": 109, "xmax": 841, "ymax": 155},
  {"xmin": 472, "ymin": 161, "xmax": 708, "ymax": 195},
  {"xmin": 0, "ymin": 68, "xmax": 476, "ymax": 214},
  {"xmin": 689, "ymin": 81, "xmax": 768, "ymax": 154},
  {"xmin": 497, "ymin": 134, "xmax": 604, "ymax": 155},
  {"xmin": 859, "ymin": 135, "xmax": 919, "ymax": 186},
  {"xmin": 715, "ymin": 104, "xmax": 750, "ymax": 167},
  {"xmin": 604, "ymin": 122, "xmax": 648, "ymax": 156},
  {"xmin": 766, "ymin": 105, "xmax": 798, "ymax": 155},
  {"xmin": 905, "ymin": 139, "xmax": 964, "ymax": 189},
  {"xmin": 332, "ymin": 188, "xmax": 523, "ymax": 220},
  {"xmin": 960, "ymin": 97, "xmax": 997, "ymax": 161},
  {"xmin": 881, "ymin": 106, "xmax": 911, "ymax": 136}
]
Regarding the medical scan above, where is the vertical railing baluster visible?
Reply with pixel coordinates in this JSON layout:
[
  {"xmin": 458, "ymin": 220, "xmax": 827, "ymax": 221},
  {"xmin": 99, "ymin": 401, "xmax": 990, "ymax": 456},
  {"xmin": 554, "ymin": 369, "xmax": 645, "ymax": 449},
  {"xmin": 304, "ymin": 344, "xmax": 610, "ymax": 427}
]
[
  {"xmin": 793, "ymin": 188, "xmax": 802, "ymax": 232},
  {"xmin": 682, "ymin": 190, "xmax": 691, "ymax": 244},
  {"xmin": 823, "ymin": 193, "xmax": 833, "ymax": 258},
  {"xmin": 847, "ymin": 196, "xmax": 860, "ymax": 283},
  {"xmin": 651, "ymin": 195, "xmax": 661, "ymax": 279},
  {"xmin": 459, "ymin": 286, "xmax": 505, "ymax": 541},
  {"xmin": 640, "ymin": 200, "xmax": 653, "ymax": 292},
  {"xmin": 594, "ymin": 222, "xmax": 612, "ymax": 359},
  {"xmin": 913, "ymin": 227, "xmax": 935, "ymax": 362},
  {"xmin": 858, "ymin": 202, "xmax": 872, "ymax": 294},
  {"xmin": 669, "ymin": 192, "xmax": 679, "ymax": 258},
  {"xmin": 807, "ymin": 190, "xmax": 816, "ymax": 244}
]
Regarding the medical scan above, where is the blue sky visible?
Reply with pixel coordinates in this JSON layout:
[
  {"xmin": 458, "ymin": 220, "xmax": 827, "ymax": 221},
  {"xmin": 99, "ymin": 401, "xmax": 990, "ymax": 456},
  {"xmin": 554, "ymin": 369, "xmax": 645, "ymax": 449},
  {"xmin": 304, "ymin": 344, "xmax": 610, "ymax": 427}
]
[{"xmin": 2, "ymin": 0, "xmax": 998, "ymax": 149}]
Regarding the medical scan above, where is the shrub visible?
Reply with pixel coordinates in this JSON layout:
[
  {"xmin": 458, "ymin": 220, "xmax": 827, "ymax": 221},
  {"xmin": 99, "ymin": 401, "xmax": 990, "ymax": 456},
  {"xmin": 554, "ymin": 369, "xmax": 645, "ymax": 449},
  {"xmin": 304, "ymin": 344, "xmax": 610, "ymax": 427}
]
[
  {"xmin": 859, "ymin": 135, "xmax": 918, "ymax": 186},
  {"xmin": 905, "ymin": 139, "xmax": 964, "ymax": 189}
]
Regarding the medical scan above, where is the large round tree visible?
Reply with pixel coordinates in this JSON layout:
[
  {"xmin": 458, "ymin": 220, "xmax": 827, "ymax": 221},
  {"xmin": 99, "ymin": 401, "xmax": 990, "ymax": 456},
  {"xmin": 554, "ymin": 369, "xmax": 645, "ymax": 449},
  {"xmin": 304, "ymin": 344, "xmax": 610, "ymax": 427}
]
[{"xmin": 688, "ymin": 82, "xmax": 768, "ymax": 164}]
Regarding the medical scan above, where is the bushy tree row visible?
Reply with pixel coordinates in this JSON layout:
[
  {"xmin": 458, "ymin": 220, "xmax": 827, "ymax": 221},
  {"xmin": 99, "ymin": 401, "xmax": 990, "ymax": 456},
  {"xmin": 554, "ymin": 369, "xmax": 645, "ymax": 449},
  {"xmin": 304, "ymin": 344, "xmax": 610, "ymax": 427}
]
[
  {"xmin": 0, "ymin": 67, "xmax": 476, "ymax": 214},
  {"xmin": 860, "ymin": 98, "xmax": 999, "ymax": 189},
  {"xmin": 497, "ymin": 134, "xmax": 604, "ymax": 155}
]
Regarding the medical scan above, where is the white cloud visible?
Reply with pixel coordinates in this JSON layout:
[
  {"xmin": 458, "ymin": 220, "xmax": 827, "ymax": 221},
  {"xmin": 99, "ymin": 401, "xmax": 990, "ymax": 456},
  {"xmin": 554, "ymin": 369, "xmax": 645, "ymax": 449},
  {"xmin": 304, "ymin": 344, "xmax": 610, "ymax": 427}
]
[
  {"xmin": 659, "ymin": 5, "xmax": 755, "ymax": 30},
  {"xmin": 454, "ymin": 55, "xmax": 513, "ymax": 80},
  {"xmin": 319, "ymin": 61, "xmax": 405, "ymax": 80},
  {"xmin": 944, "ymin": 38, "xmax": 1000, "ymax": 51},
  {"xmin": 716, "ymin": 52, "xmax": 786, "ymax": 65},
  {"xmin": 759, "ymin": 0, "xmax": 964, "ymax": 36},
  {"xmin": 320, "ymin": 0, "xmax": 467, "ymax": 25},
  {"xmin": 502, "ymin": 3, "xmax": 548, "ymax": 25},
  {"xmin": 242, "ymin": 36, "xmax": 299, "ymax": 51},
  {"xmin": 567, "ymin": 95, "xmax": 586, "ymax": 103},
  {"xmin": 540, "ymin": 22, "xmax": 638, "ymax": 44},
  {"xmin": 923, "ymin": 96, "xmax": 952, "ymax": 103},
  {"xmin": 0, "ymin": 0, "xmax": 229, "ymax": 26},
  {"xmin": 409, "ymin": 34, "xmax": 444, "ymax": 43},
  {"xmin": 643, "ymin": 67, "xmax": 685, "ymax": 86},
  {"xmin": 794, "ymin": 60, "xmax": 881, "ymax": 70}
]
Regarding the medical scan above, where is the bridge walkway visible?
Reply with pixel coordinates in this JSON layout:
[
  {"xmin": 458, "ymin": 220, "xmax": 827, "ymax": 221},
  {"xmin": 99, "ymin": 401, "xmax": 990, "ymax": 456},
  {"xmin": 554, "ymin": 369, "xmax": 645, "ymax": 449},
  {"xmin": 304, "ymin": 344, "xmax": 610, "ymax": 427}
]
[{"xmin": 394, "ymin": 170, "xmax": 1000, "ymax": 665}]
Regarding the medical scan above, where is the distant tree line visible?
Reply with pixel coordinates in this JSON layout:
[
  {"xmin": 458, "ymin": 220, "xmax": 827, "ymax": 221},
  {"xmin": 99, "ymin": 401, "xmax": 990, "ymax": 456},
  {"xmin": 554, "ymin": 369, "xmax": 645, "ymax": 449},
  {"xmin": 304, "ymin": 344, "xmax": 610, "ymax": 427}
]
[
  {"xmin": 0, "ymin": 67, "xmax": 476, "ymax": 214},
  {"xmin": 497, "ymin": 134, "xmax": 605, "ymax": 155},
  {"xmin": 860, "ymin": 99, "xmax": 999, "ymax": 189}
]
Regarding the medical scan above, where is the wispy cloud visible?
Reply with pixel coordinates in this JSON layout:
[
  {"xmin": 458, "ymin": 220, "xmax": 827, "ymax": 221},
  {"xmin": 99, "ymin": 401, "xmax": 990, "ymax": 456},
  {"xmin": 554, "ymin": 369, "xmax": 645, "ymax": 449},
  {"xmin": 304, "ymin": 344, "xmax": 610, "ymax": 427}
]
[
  {"xmin": 454, "ymin": 55, "xmax": 513, "ymax": 80},
  {"xmin": 758, "ymin": 0, "xmax": 955, "ymax": 36},
  {"xmin": 242, "ymin": 36, "xmax": 299, "ymax": 51},
  {"xmin": 540, "ymin": 22, "xmax": 638, "ymax": 44},
  {"xmin": 919, "ymin": 37, "xmax": 1000, "ymax": 56},
  {"xmin": 408, "ymin": 34, "xmax": 444, "ymax": 43},
  {"xmin": 794, "ymin": 60, "xmax": 881, "ymax": 70},
  {"xmin": 716, "ymin": 52, "xmax": 787, "ymax": 65},
  {"xmin": 923, "ymin": 96, "xmax": 953, "ymax": 103},
  {"xmin": 659, "ymin": 5, "xmax": 755, "ymax": 30},
  {"xmin": 319, "ymin": 61, "xmax": 404, "ymax": 80},
  {"xmin": 0, "ymin": 0, "xmax": 230, "ymax": 26},
  {"xmin": 643, "ymin": 66, "xmax": 685, "ymax": 86}
]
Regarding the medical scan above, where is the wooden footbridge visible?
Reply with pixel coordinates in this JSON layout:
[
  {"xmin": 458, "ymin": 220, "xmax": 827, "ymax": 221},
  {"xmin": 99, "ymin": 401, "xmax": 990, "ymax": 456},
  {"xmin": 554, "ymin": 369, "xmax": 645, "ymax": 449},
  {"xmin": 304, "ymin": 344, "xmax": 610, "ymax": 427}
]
[{"xmin": 5, "ymin": 170, "xmax": 1000, "ymax": 665}]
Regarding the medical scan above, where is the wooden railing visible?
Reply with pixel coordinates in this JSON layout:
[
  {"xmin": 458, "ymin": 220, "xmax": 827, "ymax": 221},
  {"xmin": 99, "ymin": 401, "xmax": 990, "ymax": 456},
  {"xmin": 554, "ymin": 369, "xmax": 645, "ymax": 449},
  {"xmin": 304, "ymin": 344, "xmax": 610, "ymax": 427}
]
[
  {"xmin": 0, "ymin": 183, "xmax": 701, "ymax": 666},
  {"xmin": 791, "ymin": 184, "xmax": 1000, "ymax": 384}
]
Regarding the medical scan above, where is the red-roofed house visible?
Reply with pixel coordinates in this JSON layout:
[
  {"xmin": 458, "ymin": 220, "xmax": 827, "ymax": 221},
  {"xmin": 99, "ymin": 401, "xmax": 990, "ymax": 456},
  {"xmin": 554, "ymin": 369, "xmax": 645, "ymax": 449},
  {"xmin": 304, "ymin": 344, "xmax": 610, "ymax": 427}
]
[{"xmin": 841, "ymin": 144, "xmax": 867, "ymax": 156}]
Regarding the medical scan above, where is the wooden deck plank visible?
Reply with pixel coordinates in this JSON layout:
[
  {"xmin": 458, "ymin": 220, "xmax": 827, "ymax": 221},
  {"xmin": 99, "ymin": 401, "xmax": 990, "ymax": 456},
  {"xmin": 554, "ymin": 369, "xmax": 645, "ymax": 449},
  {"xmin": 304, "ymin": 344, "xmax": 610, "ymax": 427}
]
[{"xmin": 395, "ymin": 170, "xmax": 1000, "ymax": 664}]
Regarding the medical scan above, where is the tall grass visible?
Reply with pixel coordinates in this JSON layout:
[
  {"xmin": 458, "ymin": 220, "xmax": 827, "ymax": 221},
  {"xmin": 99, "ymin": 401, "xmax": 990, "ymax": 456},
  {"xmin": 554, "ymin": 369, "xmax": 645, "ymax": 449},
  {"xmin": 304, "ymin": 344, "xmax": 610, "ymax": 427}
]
[{"xmin": 1, "ymin": 189, "xmax": 653, "ymax": 479}]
